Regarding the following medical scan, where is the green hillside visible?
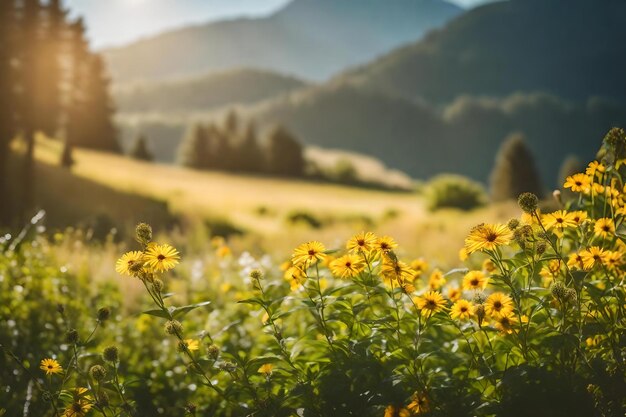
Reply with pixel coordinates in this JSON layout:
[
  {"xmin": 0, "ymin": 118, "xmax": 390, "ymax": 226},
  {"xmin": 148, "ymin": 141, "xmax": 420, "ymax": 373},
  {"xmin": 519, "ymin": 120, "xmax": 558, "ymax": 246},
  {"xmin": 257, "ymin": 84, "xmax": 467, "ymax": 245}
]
[
  {"xmin": 340, "ymin": 0, "xmax": 626, "ymax": 104},
  {"xmin": 113, "ymin": 69, "xmax": 308, "ymax": 113}
]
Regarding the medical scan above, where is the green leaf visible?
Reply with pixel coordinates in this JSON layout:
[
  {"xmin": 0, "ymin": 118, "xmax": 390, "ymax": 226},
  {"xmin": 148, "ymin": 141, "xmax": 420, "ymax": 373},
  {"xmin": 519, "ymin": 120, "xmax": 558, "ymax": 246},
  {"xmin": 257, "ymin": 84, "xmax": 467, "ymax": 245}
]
[
  {"xmin": 172, "ymin": 301, "xmax": 212, "ymax": 318},
  {"xmin": 142, "ymin": 308, "xmax": 171, "ymax": 319}
]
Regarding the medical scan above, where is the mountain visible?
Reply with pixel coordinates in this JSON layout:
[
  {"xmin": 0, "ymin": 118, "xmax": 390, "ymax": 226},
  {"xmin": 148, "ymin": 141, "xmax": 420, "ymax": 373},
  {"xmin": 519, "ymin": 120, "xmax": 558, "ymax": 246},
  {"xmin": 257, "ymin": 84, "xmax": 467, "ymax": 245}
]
[
  {"xmin": 340, "ymin": 0, "xmax": 626, "ymax": 104},
  {"xmin": 113, "ymin": 69, "xmax": 308, "ymax": 113},
  {"xmin": 248, "ymin": 86, "xmax": 626, "ymax": 183},
  {"xmin": 103, "ymin": 0, "xmax": 462, "ymax": 83}
]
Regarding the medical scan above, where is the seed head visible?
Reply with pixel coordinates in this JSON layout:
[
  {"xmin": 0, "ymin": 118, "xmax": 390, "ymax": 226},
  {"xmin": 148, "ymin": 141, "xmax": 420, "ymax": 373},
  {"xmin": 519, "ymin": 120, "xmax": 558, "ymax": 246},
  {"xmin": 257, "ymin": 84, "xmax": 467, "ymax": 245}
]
[
  {"xmin": 518, "ymin": 192, "xmax": 539, "ymax": 214},
  {"xmin": 102, "ymin": 345, "xmax": 119, "ymax": 363},
  {"xmin": 249, "ymin": 269, "xmax": 264, "ymax": 281},
  {"xmin": 97, "ymin": 307, "xmax": 111, "ymax": 322},
  {"xmin": 153, "ymin": 278, "xmax": 164, "ymax": 292},
  {"xmin": 507, "ymin": 218, "xmax": 520, "ymax": 230},
  {"xmin": 207, "ymin": 344, "xmax": 220, "ymax": 360}
]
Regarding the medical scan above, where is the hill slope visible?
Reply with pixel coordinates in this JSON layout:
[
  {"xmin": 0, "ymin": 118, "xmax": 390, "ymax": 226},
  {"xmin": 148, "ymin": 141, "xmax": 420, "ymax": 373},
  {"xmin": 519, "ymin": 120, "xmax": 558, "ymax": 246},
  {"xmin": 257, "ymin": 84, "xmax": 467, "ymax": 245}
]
[
  {"xmin": 340, "ymin": 0, "xmax": 626, "ymax": 103},
  {"xmin": 113, "ymin": 69, "xmax": 308, "ymax": 113},
  {"xmin": 103, "ymin": 0, "xmax": 462, "ymax": 83}
]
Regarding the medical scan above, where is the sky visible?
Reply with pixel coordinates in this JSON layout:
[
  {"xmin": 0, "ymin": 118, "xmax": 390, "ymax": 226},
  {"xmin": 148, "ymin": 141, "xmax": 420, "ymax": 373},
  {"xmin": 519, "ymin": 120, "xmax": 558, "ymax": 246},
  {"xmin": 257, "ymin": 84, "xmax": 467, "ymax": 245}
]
[{"xmin": 66, "ymin": 0, "xmax": 490, "ymax": 49}]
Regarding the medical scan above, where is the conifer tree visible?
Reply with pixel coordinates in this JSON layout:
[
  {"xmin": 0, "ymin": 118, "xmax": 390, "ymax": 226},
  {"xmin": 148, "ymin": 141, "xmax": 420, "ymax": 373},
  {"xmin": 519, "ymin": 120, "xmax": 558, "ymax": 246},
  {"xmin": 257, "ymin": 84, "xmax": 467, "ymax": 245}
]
[
  {"xmin": 66, "ymin": 19, "xmax": 119, "ymax": 152},
  {"xmin": 177, "ymin": 123, "xmax": 211, "ymax": 169},
  {"xmin": 60, "ymin": 138, "xmax": 74, "ymax": 168},
  {"xmin": 489, "ymin": 132, "xmax": 544, "ymax": 202},
  {"xmin": 0, "ymin": 0, "xmax": 18, "ymax": 225},
  {"xmin": 234, "ymin": 121, "xmax": 263, "ymax": 173},
  {"xmin": 129, "ymin": 134, "xmax": 154, "ymax": 162},
  {"xmin": 264, "ymin": 125, "xmax": 304, "ymax": 177},
  {"xmin": 212, "ymin": 125, "xmax": 234, "ymax": 171}
]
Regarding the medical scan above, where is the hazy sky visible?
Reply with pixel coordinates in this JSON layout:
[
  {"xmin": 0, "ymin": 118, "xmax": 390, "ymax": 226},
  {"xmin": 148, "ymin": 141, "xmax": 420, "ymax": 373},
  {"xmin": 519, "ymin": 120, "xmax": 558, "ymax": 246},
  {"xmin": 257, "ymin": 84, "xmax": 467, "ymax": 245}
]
[{"xmin": 66, "ymin": 0, "xmax": 491, "ymax": 49}]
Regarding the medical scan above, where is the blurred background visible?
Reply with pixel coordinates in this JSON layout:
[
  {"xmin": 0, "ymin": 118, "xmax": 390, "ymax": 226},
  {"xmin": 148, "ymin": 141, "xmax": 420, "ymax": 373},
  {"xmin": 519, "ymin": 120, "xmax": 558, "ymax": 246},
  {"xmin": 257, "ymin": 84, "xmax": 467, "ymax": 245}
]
[{"xmin": 1, "ymin": 0, "xmax": 625, "ymax": 258}]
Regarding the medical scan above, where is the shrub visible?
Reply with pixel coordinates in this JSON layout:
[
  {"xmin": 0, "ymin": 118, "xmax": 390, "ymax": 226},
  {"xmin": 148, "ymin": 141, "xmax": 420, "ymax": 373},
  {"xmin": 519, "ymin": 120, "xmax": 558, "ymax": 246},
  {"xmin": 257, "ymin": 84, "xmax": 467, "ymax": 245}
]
[
  {"xmin": 425, "ymin": 174, "xmax": 487, "ymax": 211},
  {"xmin": 286, "ymin": 209, "xmax": 323, "ymax": 228}
]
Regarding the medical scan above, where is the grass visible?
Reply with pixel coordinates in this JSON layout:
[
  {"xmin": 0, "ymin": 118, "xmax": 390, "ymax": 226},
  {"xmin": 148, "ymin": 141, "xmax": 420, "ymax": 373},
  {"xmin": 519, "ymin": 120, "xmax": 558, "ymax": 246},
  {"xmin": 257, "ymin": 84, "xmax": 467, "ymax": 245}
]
[{"xmin": 33, "ymin": 137, "xmax": 520, "ymax": 265}]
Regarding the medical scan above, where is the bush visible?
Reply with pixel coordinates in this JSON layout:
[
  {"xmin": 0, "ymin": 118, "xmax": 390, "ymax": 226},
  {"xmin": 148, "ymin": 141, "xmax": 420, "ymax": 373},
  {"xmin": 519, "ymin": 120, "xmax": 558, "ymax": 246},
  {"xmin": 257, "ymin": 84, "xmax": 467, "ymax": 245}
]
[
  {"xmin": 425, "ymin": 174, "xmax": 487, "ymax": 211},
  {"xmin": 286, "ymin": 210, "xmax": 323, "ymax": 228}
]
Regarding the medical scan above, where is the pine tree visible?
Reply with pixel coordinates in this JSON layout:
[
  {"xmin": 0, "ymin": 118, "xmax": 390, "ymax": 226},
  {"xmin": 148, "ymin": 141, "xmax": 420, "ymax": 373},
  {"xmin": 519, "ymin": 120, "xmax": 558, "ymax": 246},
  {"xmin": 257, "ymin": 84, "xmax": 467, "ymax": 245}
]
[
  {"xmin": 489, "ymin": 132, "xmax": 544, "ymax": 202},
  {"xmin": 212, "ymin": 125, "xmax": 234, "ymax": 171},
  {"xmin": 18, "ymin": 0, "xmax": 46, "ymax": 219},
  {"xmin": 0, "ymin": 0, "xmax": 18, "ymax": 225},
  {"xmin": 264, "ymin": 125, "xmax": 305, "ymax": 177},
  {"xmin": 66, "ymin": 19, "xmax": 119, "ymax": 152},
  {"xmin": 129, "ymin": 134, "xmax": 154, "ymax": 161},
  {"xmin": 36, "ymin": 0, "xmax": 66, "ymax": 137},
  {"xmin": 234, "ymin": 121, "xmax": 263, "ymax": 173},
  {"xmin": 60, "ymin": 138, "xmax": 74, "ymax": 168},
  {"xmin": 177, "ymin": 123, "xmax": 211, "ymax": 169}
]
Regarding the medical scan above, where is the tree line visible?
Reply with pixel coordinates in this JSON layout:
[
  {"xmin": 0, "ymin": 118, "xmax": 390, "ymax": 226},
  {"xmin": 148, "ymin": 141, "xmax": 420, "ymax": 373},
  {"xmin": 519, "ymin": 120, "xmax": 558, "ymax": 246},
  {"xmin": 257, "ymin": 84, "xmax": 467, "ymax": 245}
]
[
  {"xmin": 176, "ymin": 111, "xmax": 305, "ymax": 177},
  {"xmin": 0, "ymin": 0, "xmax": 118, "ymax": 226}
]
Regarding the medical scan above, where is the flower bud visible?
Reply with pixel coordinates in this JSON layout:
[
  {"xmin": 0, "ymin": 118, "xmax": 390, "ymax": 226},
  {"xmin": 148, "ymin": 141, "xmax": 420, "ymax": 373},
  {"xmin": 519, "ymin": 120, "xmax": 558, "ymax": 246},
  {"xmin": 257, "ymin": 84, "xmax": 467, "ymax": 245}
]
[
  {"xmin": 207, "ymin": 344, "xmax": 220, "ymax": 360},
  {"xmin": 249, "ymin": 269, "xmax": 264, "ymax": 281},
  {"xmin": 102, "ymin": 345, "xmax": 119, "ymax": 363},
  {"xmin": 135, "ymin": 223, "xmax": 153, "ymax": 245},
  {"xmin": 153, "ymin": 278, "xmax": 164, "ymax": 293},
  {"xmin": 66, "ymin": 328, "xmax": 79, "ymax": 344},
  {"xmin": 96, "ymin": 391, "xmax": 110, "ymax": 407},
  {"xmin": 518, "ymin": 192, "xmax": 538, "ymax": 214},
  {"xmin": 90, "ymin": 365, "xmax": 107, "ymax": 382},
  {"xmin": 97, "ymin": 307, "xmax": 111, "ymax": 322},
  {"xmin": 507, "ymin": 218, "xmax": 520, "ymax": 230},
  {"xmin": 165, "ymin": 320, "xmax": 183, "ymax": 335}
]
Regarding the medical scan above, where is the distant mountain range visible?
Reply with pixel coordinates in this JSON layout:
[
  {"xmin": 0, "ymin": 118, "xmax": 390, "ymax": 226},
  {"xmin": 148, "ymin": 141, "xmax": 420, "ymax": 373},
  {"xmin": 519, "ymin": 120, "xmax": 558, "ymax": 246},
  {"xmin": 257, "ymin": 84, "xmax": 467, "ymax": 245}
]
[
  {"xmin": 113, "ymin": 69, "xmax": 308, "ymax": 113},
  {"xmin": 112, "ymin": 0, "xmax": 626, "ymax": 186},
  {"xmin": 103, "ymin": 0, "xmax": 462, "ymax": 83}
]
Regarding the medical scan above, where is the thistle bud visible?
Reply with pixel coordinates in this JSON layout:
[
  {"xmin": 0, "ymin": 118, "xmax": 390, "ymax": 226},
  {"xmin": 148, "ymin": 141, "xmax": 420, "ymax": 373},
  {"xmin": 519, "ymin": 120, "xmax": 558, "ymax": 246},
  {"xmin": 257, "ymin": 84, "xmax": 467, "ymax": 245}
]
[
  {"xmin": 551, "ymin": 282, "xmax": 567, "ymax": 301},
  {"xmin": 219, "ymin": 361, "xmax": 237, "ymax": 373},
  {"xmin": 536, "ymin": 242, "xmax": 547, "ymax": 256},
  {"xmin": 207, "ymin": 344, "xmax": 220, "ymax": 360},
  {"xmin": 249, "ymin": 269, "xmax": 264, "ymax": 281},
  {"xmin": 96, "ymin": 391, "xmax": 110, "ymax": 407},
  {"xmin": 507, "ymin": 218, "xmax": 520, "ymax": 230}
]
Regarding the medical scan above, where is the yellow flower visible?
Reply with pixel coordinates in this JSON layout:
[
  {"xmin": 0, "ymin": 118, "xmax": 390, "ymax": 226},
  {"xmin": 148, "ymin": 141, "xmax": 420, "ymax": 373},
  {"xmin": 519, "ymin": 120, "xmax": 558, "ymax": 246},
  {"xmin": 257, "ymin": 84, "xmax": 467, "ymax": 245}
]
[
  {"xmin": 144, "ymin": 243, "xmax": 180, "ymax": 272},
  {"xmin": 407, "ymin": 392, "xmax": 430, "ymax": 414},
  {"xmin": 381, "ymin": 258, "xmax": 415, "ymax": 284},
  {"xmin": 604, "ymin": 251, "xmax": 623, "ymax": 270},
  {"xmin": 115, "ymin": 251, "xmax": 144, "ymax": 276},
  {"xmin": 415, "ymin": 291, "xmax": 447, "ymax": 317},
  {"xmin": 567, "ymin": 252, "xmax": 585, "ymax": 270},
  {"xmin": 570, "ymin": 210, "xmax": 588, "ymax": 225},
  {"xmin": 458, "ymin": 247, "xmax": 469, "ymax": 261},
  {"xmin": 482, "ymin": 259, "xmax": 496, "ymax": 273},
  {"xmin": 464, "ymin": 223, "xmax": 513, "ymax": 254},
  {"xmin": 594, "ymin": 218, "xmax": 615, "ymax": 239},
  {"xmin": 447, "ymin": 286, "xmax": 462, "ymax": 302},
  {"xmin": 410, "ymin": 258, "xmax": 429, "ymax": 275},
  {"xmin": 563, "ymin": 173, "xmax": 591, "ymax": 193},
  {"xmin": 484, "ymin": 292, "xmax": 514, "ymax": 318},
  {"xmin": 580, "ymin": 246, "xmax": 609, "ymax": 270},
  {"xmin": 450, "ymin": 299, "xmax": 475, "ymax": 320},
  {"xmin": 494, "ymin": 311, "xmax": 518, "ymax": 334},
  {"xmin": 330, "ymin": 254, "xmax": 365, "ymax": 278},
  {"xmin": 586, "ymin": 161, "xmax": 605, "ymax": 178},
  {"xmin": 428, "ymin": 269, "xmax": 446, "ymax": 290},
  {"xmin": 462, "ymin": 270, "xmax": 488, "ymax": 291},
  {"xmin": 258, "ymin": 363, "xmax": 274, "ymax": 375},
  {"xmin": 63, "ymin": 388, "xmax": 93, "ymax": 417},
  {"xmin": 384, "ymin": 405, "xmax": 411, "ymax": 417},
  {"xmin": 216, "ymin": 245, "xmax": 231, "ymax": 258},
  {"xmin": 292, "ymin": 241, "xmax": 326, "ymax": 267},
  {"xmin": 375, "ymin": 236, "xmax": 398, "ymax": 253},
  {"xmin": 184, "ymin": 339, "xmax": 199, "ymax": 351},
  {"xmin": 40, "ymin": 358, "xmax": 63, "ymax": 376},
  {"xmin": 542, "ymin": 210, "xmax": 576, "ymax": 230},
  {"xmin": 284, "ymin": 266, "xmax": 306, "ymax": 291},
  {"xmin": 346, "ymin": 231, "xmax": 378, "ymax": 253}
]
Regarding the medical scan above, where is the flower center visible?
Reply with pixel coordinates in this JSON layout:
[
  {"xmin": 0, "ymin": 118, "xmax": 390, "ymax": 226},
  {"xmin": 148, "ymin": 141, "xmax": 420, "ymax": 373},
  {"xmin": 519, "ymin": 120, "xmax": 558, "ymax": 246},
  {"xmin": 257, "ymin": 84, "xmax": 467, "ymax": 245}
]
[
  {"xmin": 157, "ymin": 254, "xmax": 166, "ymax": 260},
  {"xmin": 471, "ymin": 279, "xmax": 479, "ymax": 286},
  {"xmin": 493, "ymin": 301, "xmax": 502, "ymax": 309},
  {"xmin": 485, "ymin": 232, "xmax": 497, "ymax": 242},
  {"xmin": 308, "ymin": 250, "xmax": 315, "ymax": 256}
]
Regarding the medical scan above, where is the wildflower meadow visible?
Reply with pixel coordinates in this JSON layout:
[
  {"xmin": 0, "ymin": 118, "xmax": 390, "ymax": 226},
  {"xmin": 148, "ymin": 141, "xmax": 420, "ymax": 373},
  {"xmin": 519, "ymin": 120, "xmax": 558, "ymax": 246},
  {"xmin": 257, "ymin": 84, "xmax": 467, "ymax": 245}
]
[{"xmin": 2, "ymin": 129, "xmax": 626, "ymax": 416}]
